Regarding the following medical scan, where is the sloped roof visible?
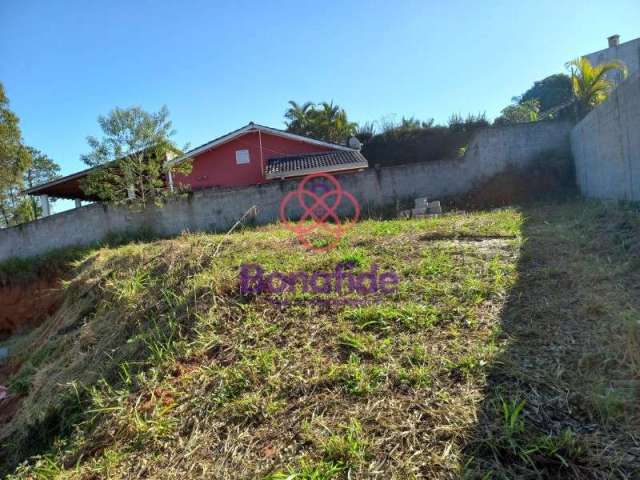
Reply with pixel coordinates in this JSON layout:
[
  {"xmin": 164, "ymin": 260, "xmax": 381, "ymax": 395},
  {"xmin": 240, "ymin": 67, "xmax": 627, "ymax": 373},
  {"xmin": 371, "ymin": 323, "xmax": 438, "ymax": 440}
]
[
  {"xmin": 24, "ymin": 147, "xmax": 179, "ymax": 200},
  {"xmin": 265, "ymin": 150, "xmax": 368, "ymax": 179},
  {"xmin": 24, "ymin": 124, "xmax": 362, "ymax": 199},
  {"xmin": 166, "ymin": 122, "xmax": 358, "ymax": 167},
  {"xmin": 22, "ymin": 164, "xmax": 103, "ymax": 201}
]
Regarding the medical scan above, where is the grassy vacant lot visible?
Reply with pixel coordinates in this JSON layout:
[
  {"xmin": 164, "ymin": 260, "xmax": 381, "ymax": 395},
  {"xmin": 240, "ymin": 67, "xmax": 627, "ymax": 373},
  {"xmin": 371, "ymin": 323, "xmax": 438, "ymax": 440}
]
[{"xmin": 0, "ymin": 199, "xmax": 638, "ymax": 479}]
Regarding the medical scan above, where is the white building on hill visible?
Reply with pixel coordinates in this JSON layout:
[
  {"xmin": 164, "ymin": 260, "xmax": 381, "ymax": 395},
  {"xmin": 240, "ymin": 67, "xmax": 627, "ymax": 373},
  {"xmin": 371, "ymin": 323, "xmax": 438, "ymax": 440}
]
[{"xmin": 583, "ymin": 34, "xmax": 640, "ymax": 85}]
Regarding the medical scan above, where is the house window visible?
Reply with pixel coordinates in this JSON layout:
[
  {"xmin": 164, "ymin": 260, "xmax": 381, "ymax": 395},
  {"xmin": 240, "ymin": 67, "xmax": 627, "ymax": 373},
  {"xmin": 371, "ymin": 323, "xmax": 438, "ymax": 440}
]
[{"xmin": 235, "ymin": 149, "xmax": 250, "ymax": 165}]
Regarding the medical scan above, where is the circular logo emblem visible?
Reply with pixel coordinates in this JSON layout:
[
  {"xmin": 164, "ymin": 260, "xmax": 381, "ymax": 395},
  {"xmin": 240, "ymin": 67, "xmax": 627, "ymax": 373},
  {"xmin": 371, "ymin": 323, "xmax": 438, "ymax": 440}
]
[{"xmin": 279, "ymin": 173, "xmax": 360, "ymax": 251}]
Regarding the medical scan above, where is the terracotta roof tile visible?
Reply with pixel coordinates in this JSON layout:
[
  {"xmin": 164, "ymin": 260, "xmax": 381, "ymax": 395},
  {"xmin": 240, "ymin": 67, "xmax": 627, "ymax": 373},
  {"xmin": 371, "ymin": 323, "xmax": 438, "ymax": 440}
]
[{"xmin": 265, "ymin": 150, "xmax": 368, "ymax": 179}]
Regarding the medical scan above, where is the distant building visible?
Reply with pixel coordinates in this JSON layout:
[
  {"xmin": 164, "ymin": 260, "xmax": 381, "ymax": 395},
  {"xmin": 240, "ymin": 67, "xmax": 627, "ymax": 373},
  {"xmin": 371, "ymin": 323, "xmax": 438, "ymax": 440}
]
[
  {"xmin": 583, "ymin": 34, "xmax": 640, "ymax": 85},
  {"xmin": 24, "ymin": 123, "xmax": 368, "ymax": 215}
]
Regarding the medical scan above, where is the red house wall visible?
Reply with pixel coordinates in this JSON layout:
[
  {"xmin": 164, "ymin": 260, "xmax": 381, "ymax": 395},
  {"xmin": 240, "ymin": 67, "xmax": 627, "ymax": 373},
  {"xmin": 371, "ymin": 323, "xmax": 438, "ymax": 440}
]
[{"xmin": 174, "ymin": 131, "xmax": 334, "ymax": 190}]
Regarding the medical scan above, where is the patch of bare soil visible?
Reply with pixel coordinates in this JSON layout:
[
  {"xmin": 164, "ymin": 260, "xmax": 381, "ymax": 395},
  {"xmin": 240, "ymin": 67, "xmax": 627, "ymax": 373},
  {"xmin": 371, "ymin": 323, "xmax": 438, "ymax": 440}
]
[{"xmin": 0, "ymin": 278, "xmax": 63, "ymax": 339}]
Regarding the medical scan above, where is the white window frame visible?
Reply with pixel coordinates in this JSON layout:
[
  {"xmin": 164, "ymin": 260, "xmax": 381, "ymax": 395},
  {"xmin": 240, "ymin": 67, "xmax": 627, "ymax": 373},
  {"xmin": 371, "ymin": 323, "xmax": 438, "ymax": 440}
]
[{"xmin": 235, "ymin": 149, "xmax": 250, "ymax": 165}]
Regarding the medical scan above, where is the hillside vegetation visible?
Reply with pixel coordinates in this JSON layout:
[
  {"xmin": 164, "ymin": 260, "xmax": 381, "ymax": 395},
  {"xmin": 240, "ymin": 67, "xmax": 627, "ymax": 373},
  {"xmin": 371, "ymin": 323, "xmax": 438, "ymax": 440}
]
[{"xmin": 0, "ymin": 199, "xmax": 638, "ymax": 479}]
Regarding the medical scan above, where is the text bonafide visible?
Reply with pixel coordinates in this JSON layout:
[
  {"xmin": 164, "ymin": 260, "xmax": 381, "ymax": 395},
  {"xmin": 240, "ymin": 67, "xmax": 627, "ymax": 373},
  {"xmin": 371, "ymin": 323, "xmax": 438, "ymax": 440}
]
[{"xmin": 239, "ymin": 263, "xmax": 399, "ymax": 295}]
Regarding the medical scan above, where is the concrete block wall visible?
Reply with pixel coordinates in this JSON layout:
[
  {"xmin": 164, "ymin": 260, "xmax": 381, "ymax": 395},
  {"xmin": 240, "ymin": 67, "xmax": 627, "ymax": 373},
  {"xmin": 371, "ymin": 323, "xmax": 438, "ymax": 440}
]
[
  {"xmin": 0, "ymin": 120, "xmax": 572, "ymax": 262},
  {"xmin": 571, "ymin": 73, "xmax": 640, "ymax": 201}
]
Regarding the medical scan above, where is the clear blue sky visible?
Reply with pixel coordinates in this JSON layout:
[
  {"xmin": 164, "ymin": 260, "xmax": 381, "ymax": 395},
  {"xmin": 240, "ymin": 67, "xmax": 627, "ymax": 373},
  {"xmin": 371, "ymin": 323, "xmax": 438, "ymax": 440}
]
[{"xmin": 1, "ymin": 0, "xmax": 639, "ymax": 212}]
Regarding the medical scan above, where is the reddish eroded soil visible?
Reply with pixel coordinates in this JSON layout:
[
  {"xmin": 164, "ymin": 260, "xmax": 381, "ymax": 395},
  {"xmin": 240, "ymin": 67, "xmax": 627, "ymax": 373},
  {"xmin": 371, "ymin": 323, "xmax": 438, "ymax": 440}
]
[{"xmin": 0, "ymin": 278, "xmax": 64, "ymax": 339}]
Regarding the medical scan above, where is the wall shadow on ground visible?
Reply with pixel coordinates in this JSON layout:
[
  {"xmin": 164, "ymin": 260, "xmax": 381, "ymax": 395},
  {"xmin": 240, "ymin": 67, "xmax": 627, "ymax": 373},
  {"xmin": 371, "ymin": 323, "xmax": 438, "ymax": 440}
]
[{"xmin": 461, "ymin": 200, "xmax": 640, "ymax": 478}]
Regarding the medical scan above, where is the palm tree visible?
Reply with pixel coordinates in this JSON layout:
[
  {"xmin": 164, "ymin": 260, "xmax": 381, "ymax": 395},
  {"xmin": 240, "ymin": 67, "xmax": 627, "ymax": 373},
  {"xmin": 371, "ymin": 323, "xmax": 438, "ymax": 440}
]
[
  {"xmin": 565, "ymin": 57, "xmax": 628, "ymax": 118},
  {"xmin": 285, "ymin": 101, "xmax": 357, "ymax": 143},
  {"xmin": 284, "ymin": 101, "xmax": 313, "ymax": 136},
  {"xmin": 317, "ymin": 102, "xmax": 357, "ymax": 143}
]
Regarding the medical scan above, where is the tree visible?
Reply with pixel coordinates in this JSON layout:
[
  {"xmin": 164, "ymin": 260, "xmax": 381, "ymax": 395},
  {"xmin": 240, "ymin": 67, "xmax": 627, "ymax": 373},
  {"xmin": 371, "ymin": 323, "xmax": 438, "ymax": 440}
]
[
  {"xmin": 0, "ymin": 82, "xmax": 27, "ymax": 226},
  {"xmin": 0, "ymin": 146, "xmax": 61, "ymax": 226},
  {"xmin": 284, "ymin": 101, "xmax": 357, "ymax": 143},
  {"xmin": 565, "ymin": 57, "xmax": 628, "ymax": 118},
  {"xmin": 22, "ymin": 147, "xmax": 61, "ymax": 220},
  {"xmin": 0, "ymin": 84, "xmax": 61, "ymax": 226},
  {"xmin": 80, "ymin": 106, "xmax": 186, "ymax": 207},
  {"xmin": 0, "ymin": 83, "xmax": 22, "ymax": 179},
  {"xmin": 11, "ymin": 196, "xmax": 40, "ymax": 225},
  {"xmin": 519, "ymin": 74, "xmax": 573, "ymax": 113},
  {"xmin": 23, "ymin": 147, "xmax": 60, "ymax": 189},
  {"xmin": 283, "ymin": 101, "xmax": 314, "ymax": 135},
  {"xmin": 494, "ymin": 99, "xmax": 540, "ymax": 126}
]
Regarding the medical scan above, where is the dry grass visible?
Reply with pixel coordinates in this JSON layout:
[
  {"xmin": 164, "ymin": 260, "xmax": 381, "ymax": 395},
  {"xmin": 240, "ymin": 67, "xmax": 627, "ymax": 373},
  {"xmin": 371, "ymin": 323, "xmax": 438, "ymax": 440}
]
[{"xmin": 0, "ymin": 199, "xmax": 638, "ymax": 479}]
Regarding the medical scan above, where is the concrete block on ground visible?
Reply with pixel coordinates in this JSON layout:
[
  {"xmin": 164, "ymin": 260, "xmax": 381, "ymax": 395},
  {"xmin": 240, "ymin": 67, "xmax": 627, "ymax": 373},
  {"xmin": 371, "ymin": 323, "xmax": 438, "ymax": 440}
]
[
  {"xmin": 427, "ymin": 201, "xmax": 442, "ymax": 214},
  {"xmin": 411, "ymin": 207, "xmax": 428, "ymax": 216},
  {"xmin": 414, "ymin": 197, "xmax": 429, "ymax": 208}
]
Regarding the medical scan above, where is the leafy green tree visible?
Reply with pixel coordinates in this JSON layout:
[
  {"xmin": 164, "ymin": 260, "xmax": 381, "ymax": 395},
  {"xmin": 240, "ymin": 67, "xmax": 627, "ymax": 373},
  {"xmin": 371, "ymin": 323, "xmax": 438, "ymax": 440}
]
[
  {"xmin": 0, "ymin": 84, "xmax": 61, "ymax": 226},
  {"xmin": 11, "ymin": 196, "xmax": 40, "ymax": 225},
  {"xmin": 565, "ymin": 57, "xmax": 628, "ymax": 118},
  {"xmin": 285, "ymin": 101, "xmax": 357, "ymax": 143},
  {"xmin": 519, "ymin": 74, "xmax": 573, "ymax": 113},
  {"xmin": 22, "ymin": 147, "xmax": 61, "ymax": 220},
  {"xmin": 494, "ymin": 99, "xmax": 540, "ymax": 126},
  {"xmin": 0, "ymin": 82, "xmax": 27, "ymax": 226},
  {"xmin": 81, "ymin": 106, "xmax": 187, "ymax": 207},
  {"xmin": 0, "ymin": 83, "xmax": 22, "ymax": 178},
  {"xmin": 23, "ymin": 147, "xmax": 60, "ymax": 189},
  {"xmin": 0, "ymin": 147, "xmax": 61, "ymax": 225}
]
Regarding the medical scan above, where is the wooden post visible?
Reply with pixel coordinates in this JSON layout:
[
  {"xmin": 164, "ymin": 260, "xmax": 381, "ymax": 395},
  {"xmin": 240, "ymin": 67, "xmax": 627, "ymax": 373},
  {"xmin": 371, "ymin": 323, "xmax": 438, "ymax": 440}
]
[{"xmin": 258, "ymin": 129, "xmax": 264, "ymax": 179}]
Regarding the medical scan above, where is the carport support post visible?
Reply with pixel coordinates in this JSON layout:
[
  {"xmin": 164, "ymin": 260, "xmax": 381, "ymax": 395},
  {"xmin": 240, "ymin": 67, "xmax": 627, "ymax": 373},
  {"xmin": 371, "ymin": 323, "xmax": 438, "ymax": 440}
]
[
  {"xmin": 167, "ymin": 169, "xmax": 174, "ymax": 192},
  {"xmin": 40, "ymin": 195, "xmax": 50, "ymax": 217}
]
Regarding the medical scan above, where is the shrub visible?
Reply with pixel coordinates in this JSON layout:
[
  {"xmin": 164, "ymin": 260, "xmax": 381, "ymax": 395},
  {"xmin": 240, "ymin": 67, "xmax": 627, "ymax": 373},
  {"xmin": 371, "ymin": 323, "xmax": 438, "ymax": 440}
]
[{"xmin": 360, "ymin": 114, "xmax": 488, "ymax": 167}]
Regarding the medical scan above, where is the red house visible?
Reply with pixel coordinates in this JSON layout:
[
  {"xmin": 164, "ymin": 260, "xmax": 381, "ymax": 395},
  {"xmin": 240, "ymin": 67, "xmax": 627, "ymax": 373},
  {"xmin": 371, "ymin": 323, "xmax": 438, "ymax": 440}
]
[{"xmin": 25, "ymin": 123, "xmax": 368, "ymax": 213}]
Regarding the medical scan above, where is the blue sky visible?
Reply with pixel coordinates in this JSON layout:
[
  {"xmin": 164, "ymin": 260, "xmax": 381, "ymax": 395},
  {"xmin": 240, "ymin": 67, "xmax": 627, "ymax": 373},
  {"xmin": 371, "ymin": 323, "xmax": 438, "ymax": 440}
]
[{"xmin": 1, "ymin": 0, "xmax": 639, "ymax": 212}]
